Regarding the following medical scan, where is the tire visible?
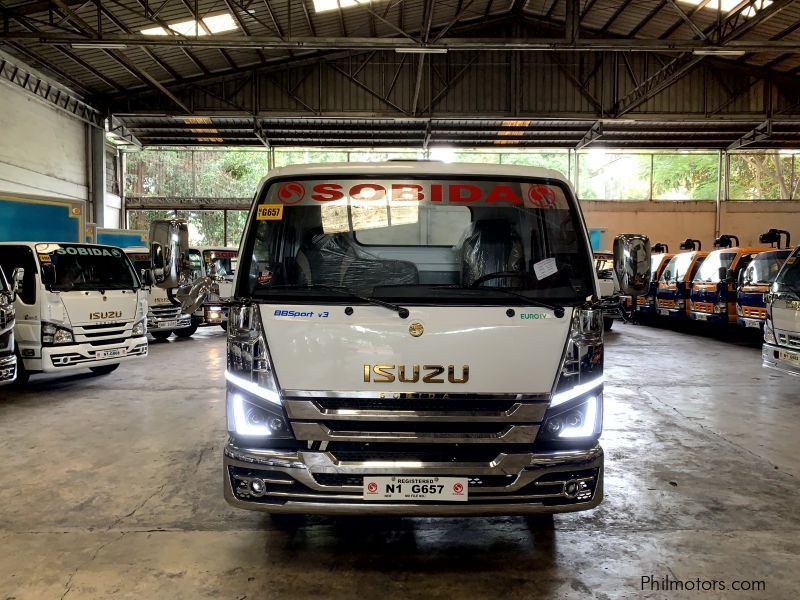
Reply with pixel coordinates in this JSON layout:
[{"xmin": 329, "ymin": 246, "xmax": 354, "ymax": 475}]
[
  {"xmin": 90, "ymin": 363, "xmax": 120, "ymax": 375},
  {"xmin": 175, "ymin": 324, "xmax": 198, "ymax": 339},
  {"xmin": 603, "ymin": 317, "xmax": 614, "ymax": 331},
  {"xmin": 220, "ymin": 321, "xmax": 228, "ymax": 331},
  {"xmin": 150, "ymin": 330, "xmax": 172, "ymax": 342}
]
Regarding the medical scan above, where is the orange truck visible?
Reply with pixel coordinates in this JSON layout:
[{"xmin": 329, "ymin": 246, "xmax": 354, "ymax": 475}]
[
  {"xmin": 689, "ymin": 234, "xmax": 773, "ymax": 326},
  {"xmin": 656, "ymin": 239, "xmax": 707, "ymax": 320}
]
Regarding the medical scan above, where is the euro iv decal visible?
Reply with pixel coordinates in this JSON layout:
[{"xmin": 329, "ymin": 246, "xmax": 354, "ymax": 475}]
[{"xmin": 363, "ymin": 364, "xmax": 470, "ymax": 384}]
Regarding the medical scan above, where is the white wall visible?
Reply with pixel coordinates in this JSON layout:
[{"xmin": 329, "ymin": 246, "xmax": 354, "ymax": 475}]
[
  {"xmin": 581, "ymin": 200, "xmax": 800, "ymax": 251},
  {"xmin": 0, "ymin": 81, "xmax": 88, "ymax": 201}
]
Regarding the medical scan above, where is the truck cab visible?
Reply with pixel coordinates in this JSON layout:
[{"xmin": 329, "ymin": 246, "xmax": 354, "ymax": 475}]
[
  {"xmin": 636, "ymin": 251, "xmax": 674, "ymax": 317},
  {"xmin": 763, "ymin": 247, "xmax": 800, "ymax": 376},
  {"xmin": 0, "ymin": 242, "xmax": 148, "ymax": 384},
  {"xmin": 125, "ymin": 247, "xmax": 194, "ymax": 341},
  {"xmin": 737, "ymin": 249, "xmax": 791, "ymax": 330},
  {"xmin": 187, "ymin": 246, "xmax": 238, "ymax": 329},
  {"xmin": 689, "ymin": 245, "xmax": 769, "ymax": 325},
  {"xmin": 219, "ymin": 162, "xmax": 651, "ymax": 516},
  {"xmin": 657, "ymin": 250, "xmax": 708, "ymax": 319},
  {"xmin": 0, "ymin": 265, "xmax": 16, "ymax": 385}
]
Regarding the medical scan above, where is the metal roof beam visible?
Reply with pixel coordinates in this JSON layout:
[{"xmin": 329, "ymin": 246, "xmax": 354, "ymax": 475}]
[
  {"xmin": 575, "ymin": 120, "xmax": 602, "ymax": 149},
  {"xmin": 727, "ymin": 120, "xmax": 772, "ymax": 150}
]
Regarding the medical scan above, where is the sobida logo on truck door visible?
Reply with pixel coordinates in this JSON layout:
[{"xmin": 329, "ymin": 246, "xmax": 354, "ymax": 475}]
[{"xmin": 363, "ymin": 364, "xmax": 470, "ymax": 384}]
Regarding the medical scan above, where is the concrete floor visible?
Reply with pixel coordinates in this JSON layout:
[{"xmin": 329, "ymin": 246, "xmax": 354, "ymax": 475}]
[{"xmin": 0, "ymin": 322, "xmax": 798, "ymax": 599}]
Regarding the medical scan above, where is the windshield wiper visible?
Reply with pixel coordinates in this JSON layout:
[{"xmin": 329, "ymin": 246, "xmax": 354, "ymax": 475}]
[
  {"xmin": 430, "ymin": 285, "xmax": 566, "ymax": 318},
  {"xmin": 266, "ymin": 284, "xmax": 410, "ymax": 318}
]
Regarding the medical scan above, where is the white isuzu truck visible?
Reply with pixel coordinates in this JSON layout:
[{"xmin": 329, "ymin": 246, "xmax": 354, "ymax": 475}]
[
  {"xmin": 179, "ymin": 163, "xmax": 649, "ymax": 517},
  {"xmin": 0, "ymin": 265, "xmax": 16, "ymax": 384},
  {"xmin": 763, "ymin": 246, "xmax": 800, "ymax": 376},
  {"xmin": 0, "ymin": 242, "xmax": 149, "ymax": 384}
]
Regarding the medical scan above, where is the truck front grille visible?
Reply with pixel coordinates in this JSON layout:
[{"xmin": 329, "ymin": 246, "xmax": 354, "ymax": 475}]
[
  {"xmin": 692, "ymin": 301, "xmax": 714, "ymax": 314},
  {"xmin": 777, "ymin": 331, "xmax": 800, "ymax": 350},
  {"xmin": 150, "ymin": 305, "xmax": 181, "ymax": 319},
  {"xmin": 658, "ymin": 299, "xmax": 675, "ymax": 309},
  {"xmin": 283, "ymin": 391, "xmax": 549, "ymax": 445},
  {"xmin": 741, "ymin": 306, "xmax": 766, "ymax": 319}
]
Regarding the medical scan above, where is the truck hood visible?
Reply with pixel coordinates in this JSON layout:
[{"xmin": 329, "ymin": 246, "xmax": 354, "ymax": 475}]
[
  {"xmin": 260, "ymin": 304, "xmax": 572, "ymax": 394},
  {"xmin": 771, "ymin": 299, "xmax": 800, "ymax": 333},
  {"xmin": 59, "ymin": 290, "xmax": 140, "ymax": 326}
]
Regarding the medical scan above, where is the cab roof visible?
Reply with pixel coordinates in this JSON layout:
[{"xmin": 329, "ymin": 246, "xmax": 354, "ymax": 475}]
[
  {"xmin": 260, "ymin": 161, "xmax": 572, "ymax": 189},
  {"xmin": 707, "ymin": 246, "xmax": 773, "ymax": 255}
]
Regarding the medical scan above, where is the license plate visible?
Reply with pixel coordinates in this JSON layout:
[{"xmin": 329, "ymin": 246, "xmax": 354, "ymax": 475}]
[
  {"xmin": 659, "ymin": 309, "xmax": 669, "ymax": 316},
  {"xmin": 96, "ymin": 348, "xmax": 126, "ymax": 360},
  {"xmin": 363, "ymin": 476, "xmax": 468, "ymax": 502},
  {"xmin": 779, "ymin": 350, "xmax": 800, "ymax": 364},
  {"xmin": 746, "ymin": 320, "xmax": 762, "ymax": 328},
  {"xmin": 695, "ymin": 313, "xmax": 708, "ymax": 321},
  {"xmin": 161, "ymin": 320, "xmax": 178, "ymax": 329}
]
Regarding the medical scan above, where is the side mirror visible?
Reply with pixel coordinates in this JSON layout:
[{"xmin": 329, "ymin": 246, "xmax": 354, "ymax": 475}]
[
  {"xmin": 11, "ymin": 268, "xmax": 24, "ymax": 299},
  {"xmin": 663, "ymin": 270, "xmax": 671, "ymax": 282},
  {"xmin": 613, "ymin": 234, "xmax": 651, "ymax": 296},
  {"xmin": 718, "ymin": 266, "xmax": 728, "ymax": 282},
  {"xmin": 40, "ymin": 264, "xmax": 56, "ymax": 287},
  {"xmin": 149, "ymin": 219, "xmax": 189, "ymax": 289},
  {"xmin": 140, "ymin": 269, "xmax": 153, "ymax": 287}
]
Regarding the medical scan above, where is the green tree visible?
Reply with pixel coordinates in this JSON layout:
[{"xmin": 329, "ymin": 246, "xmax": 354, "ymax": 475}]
[{"xmin": 652, "ymin": 153, "xmax": 718, "ymax": 200}]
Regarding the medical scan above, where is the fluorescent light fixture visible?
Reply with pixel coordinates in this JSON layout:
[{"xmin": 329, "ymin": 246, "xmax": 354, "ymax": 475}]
[
  {"xmin": 141, "ymin": 12, "xmax": 237, "ymax": 36},
  {"xmin": 692, "ymin": 49, "xmax": 746, "ymax": 56},
  {"xmin": 71, "ymin": 43, "xmax": 128, "ymax": 49},
  {"xmin": 395, "ymin": 47, "xmax": 448, "ymax": 54}
]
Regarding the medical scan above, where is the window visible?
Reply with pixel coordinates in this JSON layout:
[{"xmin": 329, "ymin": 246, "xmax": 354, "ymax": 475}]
[
  {"xmin": 578, "ymin": 151, "xmax": 651, "ymax": 200},
  {"xmin": 0, "ymin": 246, "xmax": 37, "ymax": 304},
  {"xmin": 694, "ymin": 252, "xmax": 735, "ymax": 283},
  {"xmin": 729, "ymin": 152, "xmax": 797, "ymax": 200},
  {"xmin": 141, "ymin": 13, "xmax": 237, "ymax": 35},
  {"xmin": 313, "ymin": 0, "xmax": 387, "ymax": 13},
  {"xmin": 652, "ymin": 154, "xmax": 718, "ymax": 200}
]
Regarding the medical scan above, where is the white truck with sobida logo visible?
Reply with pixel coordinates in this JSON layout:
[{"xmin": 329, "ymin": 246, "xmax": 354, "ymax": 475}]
[
  {"xmin": 160, "ymin": 163, "xmax": 651, "ymax": 517},
  {"xmin": 0, "ymin": 242, "xmax": 150, "ymax": 384}
]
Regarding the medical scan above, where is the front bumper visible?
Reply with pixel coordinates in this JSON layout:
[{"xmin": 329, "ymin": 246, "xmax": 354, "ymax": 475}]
[
  {"xmin": 738, "ymin": 316, "xmax": 764, "ymax": 329},
  {"xmin": 0, "ymin": 354, "xmax": 16, "ymax": 385},
  {"xmin": 763, "ymin": 343, "xmax": 800, "ymax": 377},
  {"xmin": 223, "ymin": 442, "xmax": 603, "ymax": 516},
  {"xmin": 39, "ymin": 336, "xmax": 148, "ymax": 372},
  {"xmin": 689, "ymin": 311, "xmax": 727, "ymax": 325},
  {"xmin": 147, "ymin": 313, "xmax": 192, "ymax": 332}
]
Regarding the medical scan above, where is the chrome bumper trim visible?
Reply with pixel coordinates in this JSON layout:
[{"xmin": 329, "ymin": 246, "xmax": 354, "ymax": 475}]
[
  {"xmin": 0, "ymin": 354, "xmax": 16, "ymax": 384},
  {"xmin": 224, "ymin": 443, "xmax": 603, "ymax": 515},
  {"xmin": 763, "ymin": 343, "xmax": 800, "ymax": 377}
]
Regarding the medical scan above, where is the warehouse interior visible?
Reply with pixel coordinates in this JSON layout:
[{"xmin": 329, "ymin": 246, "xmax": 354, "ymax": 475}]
[{"xmin": 1, "ymin": 0, "xmax": 800, "ymax": 597}]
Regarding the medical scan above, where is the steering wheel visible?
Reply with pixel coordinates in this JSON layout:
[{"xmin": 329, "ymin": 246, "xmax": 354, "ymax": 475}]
[{"xmin": 470, "ymin": 271, "xmax": 527, "ymax": 288}]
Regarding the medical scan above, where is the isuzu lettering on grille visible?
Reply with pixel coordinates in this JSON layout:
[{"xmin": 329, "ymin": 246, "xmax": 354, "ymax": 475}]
[
  {"xmin": 363, "ymin": 364, "xmax": 470, "ymax": 384},
  {"xmin": 90, "ymin": 311, "xmax": 123, "ymax": 320}
]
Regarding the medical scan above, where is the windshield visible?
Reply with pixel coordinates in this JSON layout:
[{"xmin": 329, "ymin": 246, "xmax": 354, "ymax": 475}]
[
  {"xmin": 775, "ymin": 249, "xmax": 800, "ymax": 290},
  {"xmin": 661, "ymin": 253, "xmax": 696, "ymax": 283},
  {"xmin": 203, "ymin": 250, "xmax": 237, "ymax": 280},
  {"xmin": 239, "ymin": 175, "xmax": 594, "ymax": 304},
  {"xmin": 651, "ymin": 254, "xmax": 668, "ymax": 282},
  {"xmin": 36, "ymin": 243, "xmax": 138, "ymax": 291},
  {"xmin": 743, "ymin": 250, "xmax": 790, "ymax": 285},
  {"xmin": 694, "ymin": 251, "xmax": 735, "ymax": 283}
]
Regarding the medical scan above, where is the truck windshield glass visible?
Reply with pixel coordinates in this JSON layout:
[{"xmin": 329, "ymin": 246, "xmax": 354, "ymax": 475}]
[
  {"xmin": 240, "ymin": 176, "xmax": 594, "ymax": 304},
  {"xmin": 694, "ymin": 252, "xmax": 735, "ymax": 283},
  {"xmin": 36, "ymin": 243, "xmax": 138, "ymax": 291},
  {"xmin": 651, "ymin": 254, "xmax": 667, "ymax": 282},
  {"xmin": 775, "ymin": 250, "xmax": 800, "ymax": 290},
  {"xmin": 745, "ymin": 250, "xmax": 790, "ymax": 284},
  {"xmin": 661, "ymin": 253, "xmax": 694, "ymax": 283},
  {"xmin": 203, "ymin": 250, "xmax": 237, "ymax": 280}
]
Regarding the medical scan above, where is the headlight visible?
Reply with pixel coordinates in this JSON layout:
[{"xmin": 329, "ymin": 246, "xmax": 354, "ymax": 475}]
[
  {"xmin": 226, "ymin": 304, "xmax": 293, "ymax": 441},
  {"xmin": 540, "ymin": 395, "xmax": 602, "ymax": 441},
  {"xmin": 227, "ymin": 391, "xmax": 291, "ymax": 439},
  {"xmin": 42, "ymin": 322, "xmax": 73, "ymax": 346},
  {"xmin": 764, "ymin": 319, "xmax": 776, "ymax": 344},
  {"xmin": 132, "ymin": 319, "xmax": 146, "ymax": 336}
]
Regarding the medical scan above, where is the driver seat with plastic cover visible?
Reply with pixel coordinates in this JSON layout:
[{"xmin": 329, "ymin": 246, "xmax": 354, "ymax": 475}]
[{"xmin": 460, "ymin": 219, "xmax": 524, "ymax": 287}]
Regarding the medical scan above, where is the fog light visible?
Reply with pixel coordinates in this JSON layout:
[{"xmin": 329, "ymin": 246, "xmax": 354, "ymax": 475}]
[
  {"xmin": 249, "ymin": 478, "xmax": 266, "ymax": 497},
  {"xmin": 564, "ymin": 480, "xmax": 578, "ymax": 498}
]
